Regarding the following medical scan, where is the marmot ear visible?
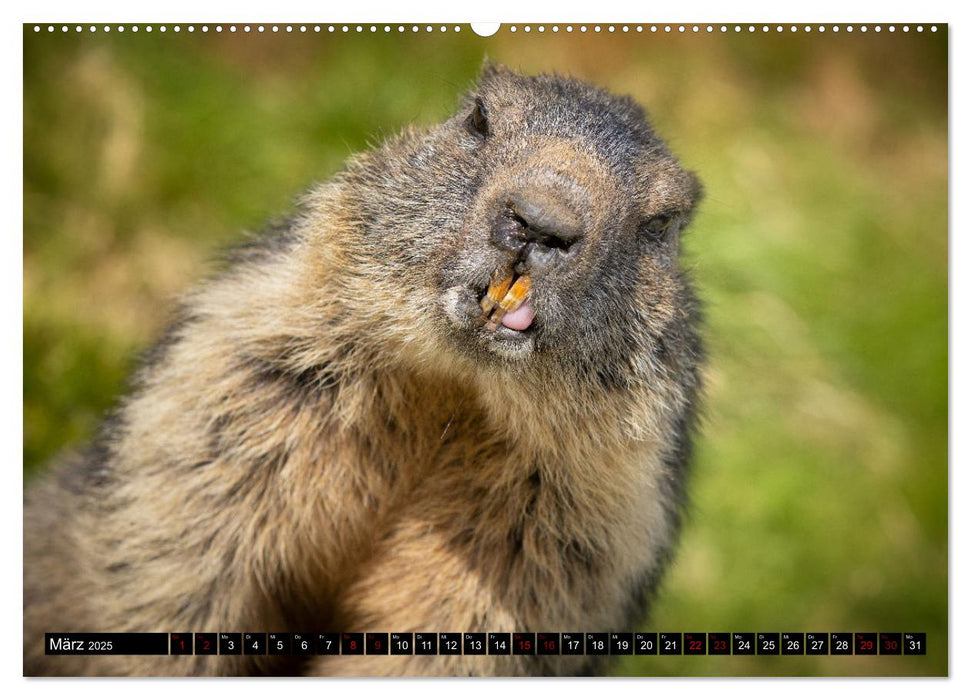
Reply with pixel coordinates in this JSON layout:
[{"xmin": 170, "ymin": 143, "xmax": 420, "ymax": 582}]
[
  {"xmin": 686, "ymin": 171, "xmax": 704, "ymax": 207},
  {"xmin": 617, "ymin": 94, "xmax": 649, "ymax": 124},
  {"xmin": 677, "ymin": 171, "xmax": 705, "ymax": 226},
  {"xmin": 477, "ymin": 60, "xmax": 515, "ymax": 84}
]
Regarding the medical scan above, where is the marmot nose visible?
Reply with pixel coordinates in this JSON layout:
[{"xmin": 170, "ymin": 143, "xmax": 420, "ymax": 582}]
[{"xmin": 490, "ymin": 191, "xmax": 583, "ymax": 275}]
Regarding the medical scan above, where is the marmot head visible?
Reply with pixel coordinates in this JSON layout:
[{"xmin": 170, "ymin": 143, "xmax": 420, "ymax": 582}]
[{"xmin": 335, "ymin": 64, "xmax": 702, "ymax": 391}]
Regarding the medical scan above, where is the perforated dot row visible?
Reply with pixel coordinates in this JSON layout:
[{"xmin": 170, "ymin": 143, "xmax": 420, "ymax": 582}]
[
  {"xmin": 31, "ymin": 24, "xmax": 940, "ymax": 35},
  {"xmin": 31, "ymin": 25, "xmax": 466, "ymax": 34},
  {"xmin": 507, "ymin": 24, "xmax": 938, "ymax": 34}
]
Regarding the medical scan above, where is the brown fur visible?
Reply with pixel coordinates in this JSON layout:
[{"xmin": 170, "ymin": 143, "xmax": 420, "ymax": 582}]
[{"xmin": 24, "ymin": 65, "xmax": 703, "ymax": 676}]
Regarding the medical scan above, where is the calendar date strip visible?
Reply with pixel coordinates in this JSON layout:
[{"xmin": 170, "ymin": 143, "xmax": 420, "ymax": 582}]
[{"xmin": 46, "ymin": 632, "xmax": 927, "ymax": 656}]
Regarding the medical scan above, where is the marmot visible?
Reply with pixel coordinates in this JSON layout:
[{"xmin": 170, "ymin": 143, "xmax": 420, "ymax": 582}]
[{"xmin": 24, "ymin": 64, "xmax": 704, "ymax": 676}]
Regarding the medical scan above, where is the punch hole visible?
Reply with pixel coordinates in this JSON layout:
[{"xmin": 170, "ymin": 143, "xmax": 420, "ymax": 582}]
[{"xmin": 470, "ymin": 23, "xmax": 498, "ymax": 36}]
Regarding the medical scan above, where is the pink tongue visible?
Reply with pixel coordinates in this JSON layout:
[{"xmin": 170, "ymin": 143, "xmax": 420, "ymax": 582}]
[{"xmin": 500, "ymin": 303, "xmax": 536, "ymax": 331}]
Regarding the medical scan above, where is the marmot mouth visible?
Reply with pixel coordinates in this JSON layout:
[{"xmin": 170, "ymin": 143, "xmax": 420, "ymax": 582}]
[{"xmin": 478, "ymin": 270, "xmax": 535, "ymax": 332}]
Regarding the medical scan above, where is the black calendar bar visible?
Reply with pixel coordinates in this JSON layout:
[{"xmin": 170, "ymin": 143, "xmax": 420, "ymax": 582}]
[
  {"xmin": 45, "ymin": 633, "xmax": 169, "ymax": 655},
  {"xmin": 43, "ymin": 632, "xmax": 928, "ymax": 656}
]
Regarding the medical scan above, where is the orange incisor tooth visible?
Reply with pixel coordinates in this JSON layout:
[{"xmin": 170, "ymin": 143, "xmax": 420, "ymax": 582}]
[
  {"xmin": 480, "ymin": 273, "xmax": 514, "ymax": 316},
  {"xmin": 488, "ymin": 275, "xmax": 531, "ymax": 325},
  {"xmin": 499, "ymin": 275, "xmax": 531, "ymax": 312}
]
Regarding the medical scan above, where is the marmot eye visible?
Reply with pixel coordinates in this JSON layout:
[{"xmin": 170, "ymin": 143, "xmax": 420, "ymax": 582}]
[
  {"xmin": 465, "ymin": 98, "xmax": 489, "ymax": 138},
  {"xmin": 641, "ymin": 214, "xmax": 674, "ymax": 241}
]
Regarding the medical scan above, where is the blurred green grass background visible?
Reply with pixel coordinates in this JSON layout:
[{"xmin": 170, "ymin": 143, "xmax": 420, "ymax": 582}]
[{"xmin": 23, "ymin": 25, "xmax": 947, "ymax": 676}]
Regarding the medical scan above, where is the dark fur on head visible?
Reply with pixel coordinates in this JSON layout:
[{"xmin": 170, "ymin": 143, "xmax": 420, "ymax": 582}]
[{"xmin": 24, "ymin": 65, "xmax": 704, "ymax": 676}]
